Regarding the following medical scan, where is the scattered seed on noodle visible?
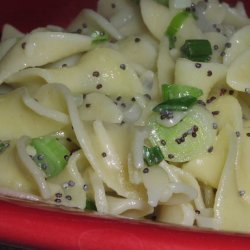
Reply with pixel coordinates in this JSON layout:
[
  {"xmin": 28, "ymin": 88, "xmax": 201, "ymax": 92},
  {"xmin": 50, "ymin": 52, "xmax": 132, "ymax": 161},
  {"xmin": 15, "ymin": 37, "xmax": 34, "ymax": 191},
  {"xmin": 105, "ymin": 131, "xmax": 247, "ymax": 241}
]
[
  {"xmin": 207, "ymin": 70, "xmax": 213, "ymax": 77},
  {"xmin": 83, "ymin": 184, "xmax": 89, "ymax": 191},
  {"xmin": 134, "ymin": 37, "xmax": 141, "ymax": 43},
  {"xmin": 195, "ymin": 63, "xmax": 202, "ymax": 68},
  {"xmin": 55, "ymin": 193, "xmax": 63, "ymax": 198},
  {"xmin": 175, "ymin": 138, "xmax": 182, "ymax": 144},
  {"xmin": 96, "ymin": 84, "xmax": 103, "ymax": 89},
  {"xmin": 220, "ymin": 88, "xmax": 227, "ymax": 96},
  {"xmin": 68, "ymin": 180, "xmax": 75, "ymax": 187},
  {"xmin": 207, "ymin": 146, "xmax": 214, "ymax": 153},
  {"xmin": 168, "ymin": 154, "xmax": 174, "ymax": 159},
  {"xmin": 64, "ymin": 155, "xmax": 69, "ymax": 161},
  {"xmin": 206, "ymin": 96, "xmax": 216, "ymax": 104},
  {"xmin": 197, "ymin": 100, "xmax": 206, "ymax": 106},
  {"xmin": 239, "ymin": 190, "xmax": 245, "ymax": 197},
  {"xmin": 92, "ymin": 71, "xmax": 100, "ymax": 77},
  {"xmin": 193, "ymin": 125, "xmax": 199, "ymax": 132},
  {"xmin": 220, "ymin": 51, "xmax": 225, "ymax": 57},
  {"xmin": 65, "ymin": 195, "xmax": 72, "ymax": 201},
  {"xmin": 236, "ymin": 131, "xmax": 241, "ymax": 138},
  {"xmin": 160, "ymin": 139, "xmax": 166, "ymax": 146},
  {"xmin": 120, "ymin": 64, "xmax": 126, "ymax": 70},
  {"xmin": 213, "ymin": 45, "xmax": 219, "ymax": 50},
  {"xmin": 195, "ymin": 210, "xmax": 201, "ymax": 215},
  {"xmin": 212, "ymin": 111, "xmax": 220, "ymax": 116},
  {"xmin": 192, "ymin": 132, "xmax": 197, "ymax": 138},
  {"xmin": 37, "ymin": 154, "xmax": 44, "ymax": 161}
]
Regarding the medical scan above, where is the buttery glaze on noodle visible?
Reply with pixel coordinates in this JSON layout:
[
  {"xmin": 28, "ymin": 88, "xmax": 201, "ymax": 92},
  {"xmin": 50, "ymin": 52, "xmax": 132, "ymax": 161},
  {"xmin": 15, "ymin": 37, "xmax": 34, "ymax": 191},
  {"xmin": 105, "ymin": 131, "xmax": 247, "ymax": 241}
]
[{"xmin": 0, "ymin": 0, "xmax": 250, "ymax": 233}]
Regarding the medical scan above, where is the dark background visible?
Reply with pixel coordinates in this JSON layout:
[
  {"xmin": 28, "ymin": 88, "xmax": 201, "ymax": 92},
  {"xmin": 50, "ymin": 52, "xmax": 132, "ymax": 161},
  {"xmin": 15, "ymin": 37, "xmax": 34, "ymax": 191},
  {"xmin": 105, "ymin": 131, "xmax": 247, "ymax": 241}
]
[{"xmin": 0, "ymin": 0, "xmax": 248, "ymax": 32}]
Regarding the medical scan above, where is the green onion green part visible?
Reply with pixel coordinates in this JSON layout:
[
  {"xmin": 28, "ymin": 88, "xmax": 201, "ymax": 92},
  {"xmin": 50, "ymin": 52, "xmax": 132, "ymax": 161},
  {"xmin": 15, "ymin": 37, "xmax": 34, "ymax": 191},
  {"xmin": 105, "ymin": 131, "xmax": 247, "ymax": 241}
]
[
  {"xmin": 162, "ymin": 84, "xmax": 203, "ymax": 101},
  {"xmin": 153, "ymin": 96, "xmax": 197, "ymax": 113},
  {"xmin": 165, "ymin": 11, "xmax": 190, "ymax": 49},
  {"xmin": 181, "ymin": 39, "xmax": 212, "ymax": 62},
  {"xmin": 143, "ymin": 145, "xmax": 164, "ymax": 166},
  {"xmin": 85, "ymin": 199, "xmax": 97, "ymax": 211},
  {"xmin": 91, "ymin": 31, "xmax": 110, "ymax": 44},
  {"xmin": 31, "ymin": 137, "xmax": 70, "ymax": 178}
]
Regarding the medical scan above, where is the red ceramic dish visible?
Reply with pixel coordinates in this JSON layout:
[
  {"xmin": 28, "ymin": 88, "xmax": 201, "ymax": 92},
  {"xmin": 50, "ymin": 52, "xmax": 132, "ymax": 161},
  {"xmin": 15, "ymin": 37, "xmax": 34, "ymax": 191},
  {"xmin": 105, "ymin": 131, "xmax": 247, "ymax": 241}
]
[{"xmin": 0, "ymin": 1, "xmax": 250, "ymax": 249}]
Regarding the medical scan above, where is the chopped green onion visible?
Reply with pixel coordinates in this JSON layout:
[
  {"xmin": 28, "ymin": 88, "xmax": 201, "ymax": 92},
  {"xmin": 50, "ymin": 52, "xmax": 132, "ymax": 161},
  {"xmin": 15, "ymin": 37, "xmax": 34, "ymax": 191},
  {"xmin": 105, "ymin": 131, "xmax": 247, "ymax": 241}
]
[
  {"xmin": 143, "ymin": 146, "xmax": 164, "ymax": 166},
  {"xmin": 91, "ymin": 31, "xmax": 110, "ymax": 44},
  {"xmin": 147, "ymin": 105, "xmax": 217, "ymax": 162},
  {"xmin": 162, "ymin": 84, "xmax": 203, "ymax": 101},
  {"xmin": 153, "ymin": 96, "xmax": 197, "ymax": 113},
  {"xmin": 181, "ymin": 39, "xmax": 212, "ymax": 62},
  {"xmin": 0, "ymin": 140, "xmax": 10, "ymax": 153},
  {"xmin": 31, "ymin": 137, "xmax": 70, "ymax": 178},
  {"xmin": 85, "ymin": 199, "xmax": 97, "ymax": 211},
  {"xmin": 165, "ymin": 11, "xmax": 190, "ymax": 49}
]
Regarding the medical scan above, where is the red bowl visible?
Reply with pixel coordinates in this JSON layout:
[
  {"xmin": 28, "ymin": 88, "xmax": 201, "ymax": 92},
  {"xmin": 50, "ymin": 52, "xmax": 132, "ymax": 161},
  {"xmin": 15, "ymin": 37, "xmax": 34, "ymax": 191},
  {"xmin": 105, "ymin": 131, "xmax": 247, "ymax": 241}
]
[{"xmin": 0, "ymin": 1, "xmax": 250, "ymax": 249}]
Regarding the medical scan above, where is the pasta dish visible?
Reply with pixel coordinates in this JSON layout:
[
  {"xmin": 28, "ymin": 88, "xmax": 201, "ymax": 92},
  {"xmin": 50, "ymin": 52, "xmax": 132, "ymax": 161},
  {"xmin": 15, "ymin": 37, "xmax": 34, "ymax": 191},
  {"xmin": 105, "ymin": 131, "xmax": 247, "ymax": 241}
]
[{"xmin": 0, "ymin": 0, "xmax": 250, "ymax": 233}]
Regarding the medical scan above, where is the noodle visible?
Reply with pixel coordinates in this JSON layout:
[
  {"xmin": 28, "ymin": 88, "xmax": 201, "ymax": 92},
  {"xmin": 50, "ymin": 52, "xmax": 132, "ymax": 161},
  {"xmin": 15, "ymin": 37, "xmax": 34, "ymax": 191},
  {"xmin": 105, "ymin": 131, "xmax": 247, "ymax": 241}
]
[{"xmin": 0, "ymin": 0, "xmax": 250, "ymax": 233}]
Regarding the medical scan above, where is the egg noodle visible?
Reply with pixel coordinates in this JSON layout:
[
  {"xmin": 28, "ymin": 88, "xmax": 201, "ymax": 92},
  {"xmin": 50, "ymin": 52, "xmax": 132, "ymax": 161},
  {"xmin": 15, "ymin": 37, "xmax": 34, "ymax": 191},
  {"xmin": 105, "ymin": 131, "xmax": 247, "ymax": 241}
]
[{"xmin": 0, "ymin": 0, "xmax": 250, "ymax": 233}]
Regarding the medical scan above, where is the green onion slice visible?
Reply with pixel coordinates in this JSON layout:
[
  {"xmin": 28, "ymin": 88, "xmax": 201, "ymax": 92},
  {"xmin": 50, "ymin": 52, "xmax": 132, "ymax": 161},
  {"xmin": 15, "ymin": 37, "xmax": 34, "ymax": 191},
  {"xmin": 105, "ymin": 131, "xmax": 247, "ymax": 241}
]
[
  {"xmin": 181, "ymin": 39, "xmax": 212, "ymax": 62},
  {"xmin": 91, "ymin": 31, "xmax": 110, "ymax": 44},
  {"xmin": 165, "ymin": 11, "xmax": 190, "ymax": 49},
  {"xmin": 143, "ymin": 146, "xmax": 164, "ymax": 166},
  {"xmin": 148, "ymin": 105, "xmax": 217, "ymax": 162},
  {"xmin": 153, "ymin": 96, "xmax": 197, "ymax": 113},
  {"xmin": 162, "ymin": 84, "xmax": 203, "ymax": 101},
  {"xmin": 85, "ymin": 199, "xmax": 97, "ymax": 211},
  {"xmin": 31, "ymin": 137, "xmax": 70, "ymax": 178}
]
